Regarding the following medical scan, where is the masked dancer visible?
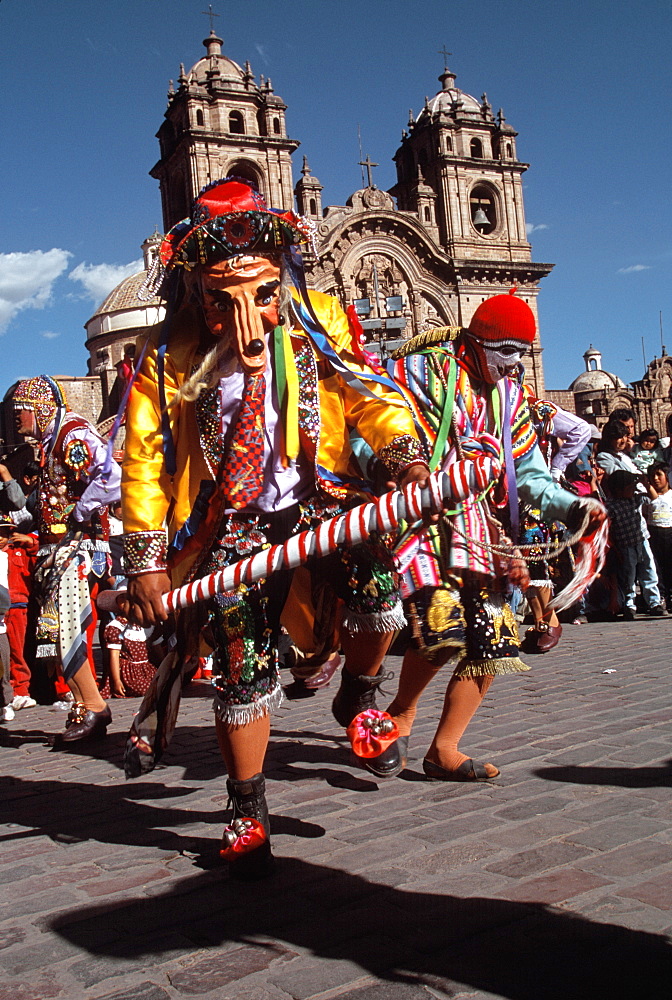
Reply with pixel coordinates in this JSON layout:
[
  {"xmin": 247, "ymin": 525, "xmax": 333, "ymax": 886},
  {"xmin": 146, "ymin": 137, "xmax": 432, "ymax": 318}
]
[
  {"xmin": 122, "ymin": 177, "xmax": 429, "ymax": 876},
  {"xmin": 12, "ymin": 377, "xmax": 120, "ymax": 742}
]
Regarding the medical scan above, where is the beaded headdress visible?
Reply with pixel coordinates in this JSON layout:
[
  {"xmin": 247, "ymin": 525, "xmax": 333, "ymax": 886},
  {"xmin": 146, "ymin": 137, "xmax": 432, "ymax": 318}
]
[
  {"xmin": 12, "ymin": 376, "xmax": 68, "ymax": 435},
  {"xmin": 138, "ymin": 177, "xmax": 316, "ymax": 300}
]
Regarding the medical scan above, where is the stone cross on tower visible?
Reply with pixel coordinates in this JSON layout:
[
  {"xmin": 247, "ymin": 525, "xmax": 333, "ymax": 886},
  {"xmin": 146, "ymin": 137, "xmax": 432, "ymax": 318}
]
[
  {"xmin": 358, "ymin": 154, "xmax": 379, "ymax": 189},
  {"xmin": 438, "ymin": 46, "xmax": 452, "ymax": 66}
]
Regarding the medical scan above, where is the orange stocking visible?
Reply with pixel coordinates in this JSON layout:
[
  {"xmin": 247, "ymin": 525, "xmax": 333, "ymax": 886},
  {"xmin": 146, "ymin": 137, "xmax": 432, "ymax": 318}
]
[
  {"xmin": 215, "ymin": 713, "xmax": 270, "ymax": 780},
  {"xmin": 426, "ymin": 673, "xmax": 497, "ymax": 776},
  {"xmin": 340, "ymin": 629, "xmax": 393, "ymax": 678},
  {"xmin": 386, "ymin": 647, "xmax": 444, "ymax": 737}
]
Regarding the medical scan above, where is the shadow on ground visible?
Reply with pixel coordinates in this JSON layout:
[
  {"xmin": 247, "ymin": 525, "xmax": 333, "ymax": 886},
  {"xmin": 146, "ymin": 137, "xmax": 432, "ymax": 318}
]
[
  {"xmin": 0, "ymin": 775, "xmax": 324, "ymax": 861},
  {"xmin": 534, "ymin": 758, "xmax": 672, "ymax": 788},
  {"xmin": 48, "ymin": 855, "xmax": 671, "ymax": 1000}
]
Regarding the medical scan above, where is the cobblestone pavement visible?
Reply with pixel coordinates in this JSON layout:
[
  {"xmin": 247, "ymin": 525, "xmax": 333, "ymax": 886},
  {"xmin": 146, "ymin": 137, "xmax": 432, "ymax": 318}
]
[{"xmin": 1, "ymin": 618, "xmax": 671, "ymax": 1000}]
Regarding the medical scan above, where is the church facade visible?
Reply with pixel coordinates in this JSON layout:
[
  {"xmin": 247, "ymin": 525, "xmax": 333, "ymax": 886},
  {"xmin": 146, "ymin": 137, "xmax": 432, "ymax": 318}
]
[
  {"xmin": 139, "ymin": 28, "xmax": 553, "ymax": 393},
  {"xmin": 6, "ymin": 26, "xmax": 671, "ymax": 463}
]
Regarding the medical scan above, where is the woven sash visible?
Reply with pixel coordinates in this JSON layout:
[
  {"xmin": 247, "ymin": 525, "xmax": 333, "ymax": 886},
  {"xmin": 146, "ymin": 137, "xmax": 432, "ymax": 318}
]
[{"xmin": 220, "ymin": 374, "xmax": 266, "ymax": 510}]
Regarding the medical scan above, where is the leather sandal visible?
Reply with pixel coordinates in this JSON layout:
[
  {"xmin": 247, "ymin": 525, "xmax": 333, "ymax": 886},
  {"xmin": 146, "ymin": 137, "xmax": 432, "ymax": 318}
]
[
  {"xmin": 422, "ymin": 757, "xmax": 499, "ymax": 781},
  {"xmin": 535, "ymin": 623, "xmax": 562, "ymax": 653},
  {"xmin": 304, "ymin": 652, "xmax": 341, "ymax": 690}
]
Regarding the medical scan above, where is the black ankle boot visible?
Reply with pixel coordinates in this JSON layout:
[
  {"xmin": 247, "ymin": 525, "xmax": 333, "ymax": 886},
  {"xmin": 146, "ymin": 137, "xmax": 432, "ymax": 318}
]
[
  {"xmin": 331, "ymin": 666, "xmax": 389, "ymax": 728},
  {"xmin": 364, "ymin": 734, "xmax": 409, "ymax": 779},
  {"xmin": 224, "ymin": 772, "xmax": 274, "ymax": 880}
]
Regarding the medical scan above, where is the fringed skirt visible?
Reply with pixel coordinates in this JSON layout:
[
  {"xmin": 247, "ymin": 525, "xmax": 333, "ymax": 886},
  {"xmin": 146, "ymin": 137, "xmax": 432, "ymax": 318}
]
[
  {"xmin": 405, "ymin": 583, "xmax": 529, "ymax": 678},
  {"xmin": 204, "ymin": 497, "xmax": 404, "ymax": 724}
]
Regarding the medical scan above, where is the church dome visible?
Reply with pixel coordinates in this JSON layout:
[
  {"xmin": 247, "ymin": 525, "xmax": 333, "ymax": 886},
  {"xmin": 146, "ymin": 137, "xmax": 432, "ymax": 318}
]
[
  {"xmin": 84, "ymin": 235, "xmax": 166, "ymax": 374},
  {"xmin": 184, "ymin": 32, "xmax": 249, "ymax": 92},
  {"xmin": 91, "ymin": 272, "xmax": 162, "ymax": 318},
  {"xmin": 426, "ymin": 68, "xmax": 482, "ymax": 119},
  {"xmin": 569, "ymin": 344, "xmax": 626, "ymax": 391},
  {"xmin": 569, "ymin": 369, "xmax": 626, "ymax": 392}
]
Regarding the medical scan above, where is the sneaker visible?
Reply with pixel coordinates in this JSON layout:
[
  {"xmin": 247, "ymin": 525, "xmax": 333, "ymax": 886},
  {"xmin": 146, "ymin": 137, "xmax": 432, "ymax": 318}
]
[
  {"xmin": 2, "ymin": 705, "xmax": 15, "ymax": 721},
  {"xmin": 621, "ymin": 608, "xmax": 636, "ymax": 621},
  {"xmin": 645, "ymin": 605, "xmax": 666, "ymax": 616},
  {"xmin": 11, "ymin": 695, "xmax": 37, "ymax": 710},
  {"xmin": 51, "ymin": 697, "xmax": 74, "ymax": 711}
]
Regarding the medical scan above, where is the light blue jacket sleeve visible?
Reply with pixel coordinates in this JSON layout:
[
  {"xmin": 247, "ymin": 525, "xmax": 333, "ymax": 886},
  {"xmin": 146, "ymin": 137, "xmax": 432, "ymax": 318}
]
[{"xmin": 515, "ymin": 443, "xmax": 578, "ymax": 523}]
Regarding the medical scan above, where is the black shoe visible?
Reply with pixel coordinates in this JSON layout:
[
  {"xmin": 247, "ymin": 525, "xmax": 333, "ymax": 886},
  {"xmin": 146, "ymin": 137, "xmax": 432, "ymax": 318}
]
[
  {"xmin": 422, "ymin": 757, "xmax": 499, "ymax": 781},
  {"xmin": 283, "ymin": 678, "xmax": 316, "ymax": 700},
  {"xmin": 621, "ymin": 608, "xmax": 636, "ymax": 621},
  {"xmin": 224, "ymin": 773, "xmax": 274, "ymax": 880},
  {"xmin": 331, "ymin": 666, "xmax": 391, "ymax": 728},
  {"xmin": 58, "ymin": 704, "xmax": 111, "ymax": 744},
  {"xmin": 364, "ymin": 735, "xmax": 409, "ymax": 779},
  {"xmin": 645, "ymin": 604, "xmax": 666, "ymax": 616}
]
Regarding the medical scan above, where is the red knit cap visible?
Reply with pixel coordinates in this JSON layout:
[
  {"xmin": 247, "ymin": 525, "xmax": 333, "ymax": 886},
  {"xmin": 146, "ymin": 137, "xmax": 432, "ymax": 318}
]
[{"xmin": 466, "ymin": 288, "xmax": 536, "ymax": 347}]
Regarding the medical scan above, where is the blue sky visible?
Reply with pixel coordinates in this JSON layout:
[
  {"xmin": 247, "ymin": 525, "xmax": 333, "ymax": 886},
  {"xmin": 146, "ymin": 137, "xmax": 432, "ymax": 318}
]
[{"xmin": 1, "ymin": 0, "xmax": 670, "ymax": 393}]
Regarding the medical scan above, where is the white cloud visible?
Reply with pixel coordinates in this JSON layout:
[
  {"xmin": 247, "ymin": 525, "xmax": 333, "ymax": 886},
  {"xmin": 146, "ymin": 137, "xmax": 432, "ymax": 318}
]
[
  {"xmin": 617, "ymin": 264, "xmax": 652, "ymax": 274},
  {"xmin": 69, "ymin": 259, "xmax": 143, "ymax": 303},
  {"xmin": 41, "ymin": 330, "xmax": 61, "ymax": 340},
  {"xmin": 0, "ymin": 249, "xmax": 71, "ymax": 333},
  {"xmin": 526, "ymin": 223, "xmax": 549, "ymax": 235}
]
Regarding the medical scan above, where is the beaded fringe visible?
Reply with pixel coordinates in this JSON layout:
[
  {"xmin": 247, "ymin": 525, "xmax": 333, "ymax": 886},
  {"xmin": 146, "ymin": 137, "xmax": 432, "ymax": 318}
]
[
  {"xmin": 454, "ymin": 656, "xmax": 530, "ymax": 678},
  {"xmin": 213, "ymin": 683, "xmax": 284, "ymax": 726},
  {"xmin": 342, "ymin": 602, "xmax": 407, "ymax": 634}
]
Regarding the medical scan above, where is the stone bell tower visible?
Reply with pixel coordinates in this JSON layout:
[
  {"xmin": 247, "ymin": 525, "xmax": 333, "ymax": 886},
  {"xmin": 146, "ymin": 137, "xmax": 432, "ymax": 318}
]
[
  {"xmin": 390, "ymin": 61, "xmax": 552, "ymax": 390},
  {"xmin": 151, "ymin": 28, "xmax": 300, "ymax": 230}
]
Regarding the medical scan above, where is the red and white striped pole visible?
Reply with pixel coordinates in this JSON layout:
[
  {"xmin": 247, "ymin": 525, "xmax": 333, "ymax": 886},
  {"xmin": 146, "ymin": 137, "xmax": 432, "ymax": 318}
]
[{"xmin": 161, "ymin": 463, "xmax": 498, "ymax": 614}]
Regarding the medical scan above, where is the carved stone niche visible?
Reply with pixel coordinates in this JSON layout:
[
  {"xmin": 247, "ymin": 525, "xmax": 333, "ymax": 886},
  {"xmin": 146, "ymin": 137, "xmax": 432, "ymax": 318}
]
[
  {"xmin": 347, "ymin": 188, "xmax": 395, "ymax": 213},
  {"xmin": 353, "ymin": 253, "xmax": 406, "ymax": 303}
]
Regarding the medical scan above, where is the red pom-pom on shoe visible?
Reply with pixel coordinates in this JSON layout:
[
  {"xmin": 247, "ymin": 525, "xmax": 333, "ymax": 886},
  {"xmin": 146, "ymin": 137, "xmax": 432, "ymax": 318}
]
[
  {"xmin": 219, "ymin": 818, "xmax": 267, "ymax": 859},
  {"xmin": 347, "ymin": 709, "xmax": 399, "ymax": 758}
]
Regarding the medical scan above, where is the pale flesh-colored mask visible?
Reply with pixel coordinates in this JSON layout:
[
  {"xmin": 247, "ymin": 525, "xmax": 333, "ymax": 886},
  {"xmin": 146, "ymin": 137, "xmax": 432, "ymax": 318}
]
[
  {"xmin": 198, "ymin": 256, "xmax": 282, "ymax": 374},
  {"xmin": 479, "ymin": 344, "xmax": 528, "ymax": 384}
]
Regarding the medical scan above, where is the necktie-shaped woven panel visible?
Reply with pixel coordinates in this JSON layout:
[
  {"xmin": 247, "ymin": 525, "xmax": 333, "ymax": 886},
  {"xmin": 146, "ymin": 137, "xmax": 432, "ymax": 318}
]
[{"xmin": 221, "ymin": 373, "xmax": 266, "ymax": 510}]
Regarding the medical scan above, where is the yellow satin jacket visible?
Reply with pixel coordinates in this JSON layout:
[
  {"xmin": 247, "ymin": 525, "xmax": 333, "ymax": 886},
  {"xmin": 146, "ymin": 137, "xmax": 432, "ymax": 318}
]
[{"xmin": 122, "ymin": 290, "xmax": 422, "ymax": 582}]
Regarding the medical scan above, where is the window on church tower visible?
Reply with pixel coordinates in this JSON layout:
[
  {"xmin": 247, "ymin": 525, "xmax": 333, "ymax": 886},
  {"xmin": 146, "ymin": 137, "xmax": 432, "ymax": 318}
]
[
  {"xmin": 470, "ymin": 138, "xmax": 483, "ymax": 158},
  {"xmin": 227, "ymin": 160, "xmax": 263, "ymax": 194},
  {"xmin": 229, "ymin": 111, "xmax": 245, "ymax": 134},
  {"xmin": 273, "ymin": 117, "xmax": 281, "ymax": 135},
  {"xmin": 196, "ymin": 109, "xmax": 204, "ymax": 127},
  {"xmin": 424, "ymin": 206, "xmax": 431, "ymax": 222},
  {"xmin": 309, "ymin": 198, "xmax": 317, "ymax": 216}
]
